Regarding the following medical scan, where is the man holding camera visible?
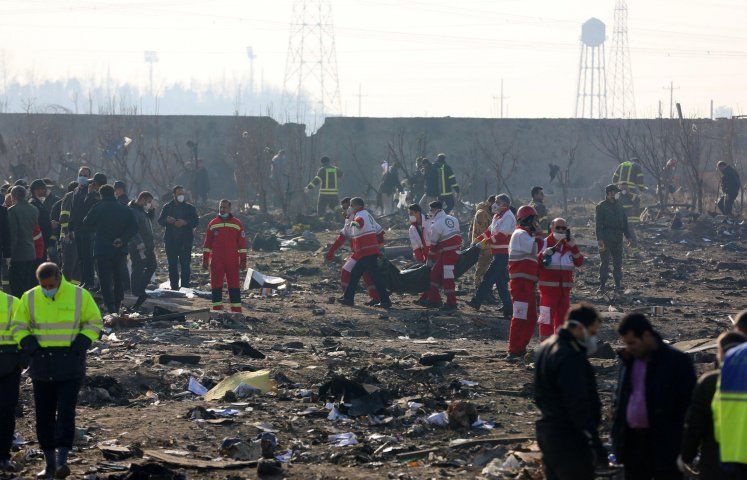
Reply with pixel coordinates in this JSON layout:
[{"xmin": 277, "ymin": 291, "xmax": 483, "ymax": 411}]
[{"xmin": 538, "ymin": 218, "xmax": 584, "ymax": 340}]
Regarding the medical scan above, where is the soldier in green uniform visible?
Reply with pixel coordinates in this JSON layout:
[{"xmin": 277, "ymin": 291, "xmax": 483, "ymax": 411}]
[
  {"xmin": 306, "ymin": 156, "xmax": 342, "ymax": 217},
  {"xmin": 595, "ymin": 184, "xmax": 635, "ymax": 294}
]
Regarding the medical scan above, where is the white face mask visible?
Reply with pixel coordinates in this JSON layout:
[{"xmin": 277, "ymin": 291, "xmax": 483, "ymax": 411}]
[
  {"xmin": 409, "ymin": 215, "xmax": 417, "ymax": 223},
  {"xmin": 38, "ymin": 196, "xmax": 47, "ymax": 203},
  {"xmin": 346, "ymin": 206, "xmax": 353, "ymax": 216},
  {"xmin": 145, "ymin": 202, "xmax": 152, "ymax": 210},
  {"xmin": 569, "ymin": 320, "xmax": 598, "ymax": 355},
  {"xmin": 491, "ymin": 203, "xmax": 500, "ymax": 214},
  {"xmin": 613, "ymin": 192, "xmax": 621, "ymax": 200},
  {"xmin": 176, "ymin": 194, "xmax": 185, "ymax": 203}
]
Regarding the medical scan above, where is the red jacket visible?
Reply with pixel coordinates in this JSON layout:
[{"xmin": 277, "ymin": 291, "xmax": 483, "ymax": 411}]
[
  {"xmin": 408, "ymin": 218, "xmax": 428, "ymax": 262},
  {"xmin": 508, "ymin": 227, "xmax": 540, "ymax": 282},
  {"xmin": 349, "ymin": 209, "xmax": 383, "ymax": 259},
  {"xmin": 203, "ymin": 215, "xmax": 248, "ymax": 265},
  {"xmin": 538, "ymin": 235, "xmax": 584, "ymax": 290},
  {"xmin": 475, "ymin": 209, "xmax": 516, "ymax": 254},
  {"xmin": 33, "ymin": 224, "xmax": 44, "ymax": 260}
]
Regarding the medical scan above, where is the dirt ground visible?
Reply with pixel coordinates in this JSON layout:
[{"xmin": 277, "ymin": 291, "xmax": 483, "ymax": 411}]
[{"xmin": 6, "ymin": 206, "xmax": 746, "ymax": 479}]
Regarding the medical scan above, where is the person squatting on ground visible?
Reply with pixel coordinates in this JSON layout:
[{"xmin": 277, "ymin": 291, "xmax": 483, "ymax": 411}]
[
  {"xmin": 425, "ymin": 201, "xmax": 461, "ymax": 311},
  {"xmin": 13, "ymin": 262, "xmax": 102, "ymax": 479},
  {"xmin": 326, "ymin": 197, "xmax": 381, "ymax": 306},
  {"xmin": 203, "ymin": 200, "xmax": 248, "ymax": 313},
  {"xmin": 537, "ymin": 217, "xmax": 584, "ymax": 341},
  {"xmin": 507, "ymin": 205, "xmax": 542, "ymax": 360},
  {"xmin": 468, "ymin": 193, "xmax": 515, "ymax": 317},
  {"xmin": 534, "ymin": 303, "xmax": 606, "ymax": 480}
]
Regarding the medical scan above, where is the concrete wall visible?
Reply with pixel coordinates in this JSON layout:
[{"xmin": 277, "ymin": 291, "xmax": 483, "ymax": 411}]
[{"xmin": 0, "ymin": 113, "xmax": 740, "ymax": 206}]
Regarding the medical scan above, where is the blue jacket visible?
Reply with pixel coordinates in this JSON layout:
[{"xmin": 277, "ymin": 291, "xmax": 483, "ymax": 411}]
[{"xmin": 82, "ymin": 197, "xmax": 138, "ymax": 257}]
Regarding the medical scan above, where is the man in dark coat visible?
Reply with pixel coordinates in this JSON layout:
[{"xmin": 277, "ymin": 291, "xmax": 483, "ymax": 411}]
[
  {"xmin": 82, "ymin": 185, "xmax": 138, "ymax": 313},
  {"xmin": 68, "ymin": 169, "xmax": 104, "ymax": 289},
  {"xmin": 157, "ymin": 185, "xmax": 198, "ymax": 291},
  {"xmin": 0, "ymin": 201, "xmax": 11, "ymax": 293},
  {"xmin": 113, "ymin": 180, "xmax": 129, "ymax": 205},
  {"xmin": 679, "ymin": 330, "xmax": 747, "ymax": 479},
  {"xmin": 612, "ymin": 313, "xmax": 696, "ymax": 480},
  {"xmin": 128, "ymin": 192, "xmax": 157, "ymax": 309},
  {"xmin": 29, "ymin": 179, "xmax": 53, "ymax": 262},
  {"xmin": 716, "ymin": 161, "xmax": 741, "ymax": 216},
  {"xmin": 535, "ymin": 303, "xmax": 606, "ymax": 480}
]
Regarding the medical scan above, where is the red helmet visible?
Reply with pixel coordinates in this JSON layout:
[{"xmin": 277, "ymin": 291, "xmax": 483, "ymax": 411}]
[{"xmin": 516, "ymin": 205, "xmax": 538, "ymax": 221}]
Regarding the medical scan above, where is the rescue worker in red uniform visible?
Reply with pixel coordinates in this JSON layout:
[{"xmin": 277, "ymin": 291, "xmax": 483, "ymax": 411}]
[
  {"xmin": 339, "ymin": 197, "xmax": 390, "ymax": 308},
  {"xmin": 408, "ymin": 203, "xmax": 433, "ymax": 306},
  {"xmin": 426, "ymin": 201, "xmax": 461, "ymax": 311},
  {"xmin": 326, "ymin": 197, "xmax": 381, "ymax": 305},
  {"xmin": 507, "ymin": 205, "xmax": 542, "ymax": 361},
  {"xmin": 202, "ymin": 200, "xmax": 248, "ymax": 312},
  {"xmin": 537, "ymin": 218, "xmax": 584, "ymax": 340}
]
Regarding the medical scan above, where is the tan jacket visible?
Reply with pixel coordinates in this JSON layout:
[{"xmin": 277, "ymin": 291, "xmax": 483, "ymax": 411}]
[{"xmin": 471, "ymin": 202, "xmax": 492, "ymax": 242}]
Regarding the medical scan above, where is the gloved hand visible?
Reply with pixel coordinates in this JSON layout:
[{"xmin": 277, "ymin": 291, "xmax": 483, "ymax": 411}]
[
  {"xmin": 19, "ymin": 336, "xmax": 40, "ymax": 369},
  {"xmin": 71, "ymin": 334, "xmax": 92, "ymax": 354}
]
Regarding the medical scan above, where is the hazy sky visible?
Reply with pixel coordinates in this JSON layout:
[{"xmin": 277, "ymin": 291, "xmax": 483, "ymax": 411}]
[{"xmin": 1, "ymin": 0, "xmax": 746, "ymax": 118}]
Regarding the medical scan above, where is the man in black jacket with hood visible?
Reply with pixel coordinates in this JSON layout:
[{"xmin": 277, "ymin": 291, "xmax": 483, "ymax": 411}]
[
  {"xmin": 535, "ymin": 303, "xmax": 606, "ymax": 480},
  {"xmin": 612, "ymin": 313, "xmax": 696, "ymax": 480}
]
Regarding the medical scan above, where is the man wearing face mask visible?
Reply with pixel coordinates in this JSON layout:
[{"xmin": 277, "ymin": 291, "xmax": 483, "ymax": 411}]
[
  {"xmin": 158, "ymin": 186, "xmax": 199, "ymax": 291},
  {"xmin": 425, "ymin": 201, "xmax": 461, "ymax": 311},
  {"xmin": 535, "ymin": 303, "xmax": 606, "ymax": 480},
  {"xmin": 595, "ymin": 184, "xmax": 634, "ymax": 295},
  {"xmin": 29, "ymin": 179, "xmax": 54, "ymax": 262},
  {"xmin": 69, "ymin": 171, "xmax": 106, "ymax": 289},
  {"xmin": 468, "ymin": 194, "xmax": 515, "ymax": 316},
  {"xmin": 338, "ymin": 197, "xmax": 390, "ymax": 308},
  {"xmin": 202, "ymin": 200, "xmax": 247, "ymax": 312},
  {"xmin": 324, "ymin": 198, "xmax": 381, "ymax": 306},
  {"xmin": 506, "ymin": 205, "xmax": 541, "ymax": 361},
  {"xmin": 128, "ymin": 192, "xmax": 157, "ymax": 310},
  {"xmin": 56, "ymin": 182, "xmax": 81, "ymax": 283},
  {"xmin": 537, "ymin": 218, "xmax": 584, "ymax": 341},
  {"xmin": 612, "ymin": 313, "xmax": 696, "ymax": 480},
  {"xmin": 407, "ymin": 204, "xmax": 434, "ymax": 306},
  {"xmin": 12, "ymin": 262, "xmax": 102, "ymax": 479}
]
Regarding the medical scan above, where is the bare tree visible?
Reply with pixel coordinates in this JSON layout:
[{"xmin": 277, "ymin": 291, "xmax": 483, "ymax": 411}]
[
  {"xmin": 475, "ymin": 129, "xmax": 519, "ymax": 198},
  {"xmin": 558, "ymin": 134, "xmax": 581, "ymax": 216}
]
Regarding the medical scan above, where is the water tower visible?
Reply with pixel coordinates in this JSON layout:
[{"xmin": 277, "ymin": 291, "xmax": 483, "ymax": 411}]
[{"xmin": 575, "ymin": 18, "xmax": 608, "ymax": 118}]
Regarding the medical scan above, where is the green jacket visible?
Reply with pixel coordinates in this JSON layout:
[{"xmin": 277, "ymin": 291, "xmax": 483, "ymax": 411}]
[{"xmin": 595, "ymin": 199, "xmax": 631, "ymax": 243}]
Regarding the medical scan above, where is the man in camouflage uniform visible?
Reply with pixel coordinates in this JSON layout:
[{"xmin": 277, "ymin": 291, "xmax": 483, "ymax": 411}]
[{"xmin": 595, "ymin": 184, "xmax": 635, "ymax": 294}]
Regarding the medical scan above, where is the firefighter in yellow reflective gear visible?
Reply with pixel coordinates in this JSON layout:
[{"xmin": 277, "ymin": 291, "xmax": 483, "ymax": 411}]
[
  {"xmin": 0, "ymin": 291, "xmax": 19, "ymax": 473},
  {"xmin": 12, "ymin": 262, "xmax": 102, "ymax": 479},
  {"xmin": 612, "ymin": 159, "xmax": 645, "ymax": 225},
  {"xmin": 306, "ymin": 156, "xmax": 342, "ymax": 216},
  {"xmin": 434, "ymin": 154, "xmax": 460, "ymax": 214}
]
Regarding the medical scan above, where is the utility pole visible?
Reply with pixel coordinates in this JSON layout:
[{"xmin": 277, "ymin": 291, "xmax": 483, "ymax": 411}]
[
  {"xmin": 246, "ymin": 46, "xmax": 256, "ymax": 95},
  {"xmin": 663, "ymin": 81, "xmax": 679, "ymax": 118},
  {"xmin": 144, "ymin": 50, "xmax": 158, "ymax": 98},
  {"xmin": 355, "ymin": 83, "xmax": 367, "ymax": 117},
  {"xmin": 493, "ymin": 78, "xmax": 509, "ymax": 118}
]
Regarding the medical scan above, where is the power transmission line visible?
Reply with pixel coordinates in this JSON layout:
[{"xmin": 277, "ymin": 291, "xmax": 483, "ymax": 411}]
[{"xmin": 609, "ymin": 0, "xmax": 636, "ymax": 118}]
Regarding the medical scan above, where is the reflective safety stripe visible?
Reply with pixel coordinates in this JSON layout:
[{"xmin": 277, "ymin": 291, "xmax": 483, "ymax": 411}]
[
  {"xmin": 544, "ymin": 265, "xmax": 576, "ymax": 271},
  {"xmin": 509, "ymin": 253, "xmax": 538, "ymax": 262},
  {"xmin": 510, "ymin": 272, "xmax": 538, "ymax": 281},
  {"xmin": 238, "ymin": 249, "xmax": 248, "ymax": 253},
  {"xmin": 60, "ymin": 210, "xmax": 71, "ymax": 216},
  {"xmin": 28, "ymin": 287, "xmax": 83, "ymax": 346},
  {"xmin": 33, "ymin": 233, "xmax": 42, "ymax": 240},
  {"xmin": 0, "ymin": 296, "xmax": 14, "ymax": 345},
  {"xmin": 203, "ymin": 248, "xmax": 212, "ymax": 253},
  {"xmin": 209, "ymin": 223, "xmax": 241, "ymax": 230},
  {"xmin": 538, "ymin": 281, "xmax": 560, "ymax": 287}
]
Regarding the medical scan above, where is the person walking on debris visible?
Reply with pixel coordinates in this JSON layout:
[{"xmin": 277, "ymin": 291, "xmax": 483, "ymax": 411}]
[
  {"xmin": 613, "ymin": 158, "xmax": 646, "ymax": 227},
  {"xmin": 83, "ymin": 185, "xmax": 138, "ymax": 314},
  {"xmin": 408, "ymin": 157, "xmax": 426, "ymax": 205},
  {"xmin": 537, "ymin": 218, "xmax": 584, "ymax": 341},
  {"xmin": 420, "ymin": 158, "xmax": 439, "ymax": 210},
  {"xmin": 407, "ymin": 203, "xmax": 433, "ymax": 306},
  {"xmin": 424, "ymin": 200, "xmax": 461, "ymax": 311},
  {"xmin": 0, "ymin": 288, "xmax": 19, "ymax": 473},
  {"xmin": 325, "ymin": 197, "xmax": 381, "ymax": 306},
  {"xmin": 535, "ymin": 303, "xmax": 606, "ymax": 480},
  {"xmin": 306, "ymin": 156, "xmax": 341, "ymax": 217},
  {"xmin": 158, "ymin": 185, "xmax": 199, "ymax": 291},
  {"xmin": 612, "ymin": 313, "xmax": 696, "ymax": 480},
  {"xmin": 203, "ymin": 200, "xmax": 248, "ymax": 313},
  {"xmin": 506, "ymin": 205, "xmax": 541, "ymax": 361},
  {"xmin": 679, "ymin": 330, "xmax": 747, "ymax": 479},
  {"xmin": 711, "ymin": 332, "xmax": 747, "ymax": 478},
  {"xmin": 13, "ymin": 262, "xmax": 102, "ymax": 479},
  {"xmin": 595, "ymin": 184, "xmax": 635, "ymax": 295},
  {"xmin": 529, "ymin": 186, "xmax": 549, "ymax": 233},
  {"xmin": 716, "ymin": 160, "xmax": 741, "ymax": 216},
  {"xmin": 338, "ymin": 197, "xmax": 390, "ymax": 308},
  {"xmin": 468, "ymin": 194, "xmax": 515, "ymax": 316},
  {"xmin": 378, "ymin": 163, "xmax": 401, "ymax": 215},
  {"xmin": 470, "ymin": 195, "xmax": 495, "ymax": 290},
  {"xmin": 434, "ymin": 154, "xmax": 460, "ymax": 214},
  {"xmin": 128, "ymin": 192, "xmax": 157, "ymax": 310},
  {"xmin": 55, "ymin": 182, "xmax": 80, "ymax": 284},
  {"xmin": 69, "ymin": 171, "xmax": 106, "ymax": 289},
  {"xmin": 8, "ymin": 186, "xmax": 39, "ymax": 298}
]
